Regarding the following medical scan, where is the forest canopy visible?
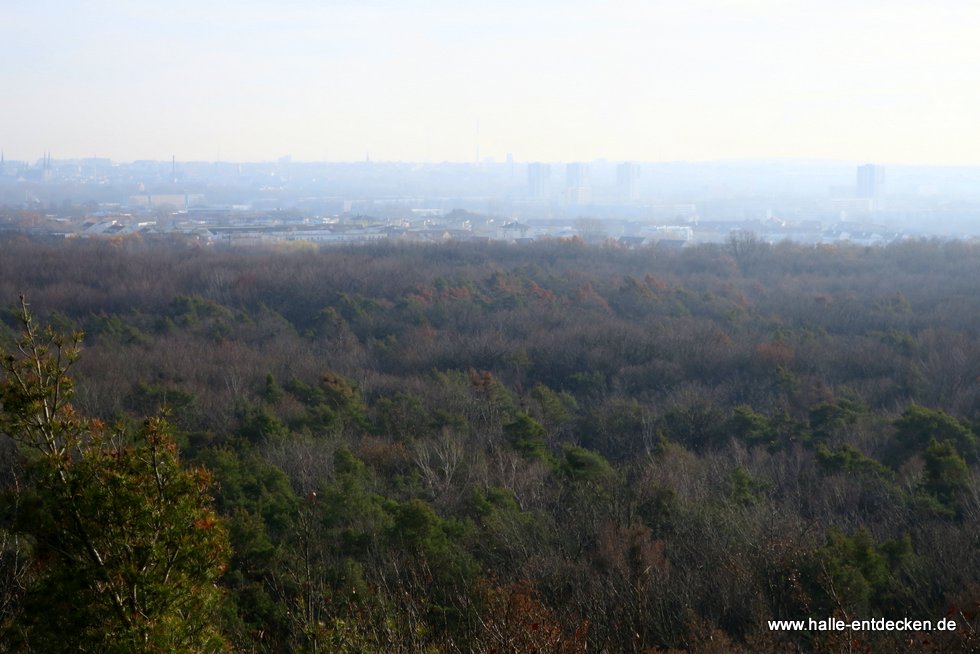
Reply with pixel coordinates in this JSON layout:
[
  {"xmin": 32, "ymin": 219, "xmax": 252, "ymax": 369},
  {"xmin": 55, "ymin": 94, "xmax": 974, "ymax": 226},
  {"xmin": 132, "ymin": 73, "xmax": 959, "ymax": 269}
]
[{"xmin": 2, "ymin": 235, "xmax": 980, "ymax": 652}]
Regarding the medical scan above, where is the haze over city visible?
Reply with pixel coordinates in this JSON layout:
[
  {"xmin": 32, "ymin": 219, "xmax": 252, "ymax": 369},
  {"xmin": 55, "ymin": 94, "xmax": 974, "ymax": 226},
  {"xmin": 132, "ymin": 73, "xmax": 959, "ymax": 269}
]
[{"xmin": 4, "ymin": 0, "xmax": 980, "ymax": 165}]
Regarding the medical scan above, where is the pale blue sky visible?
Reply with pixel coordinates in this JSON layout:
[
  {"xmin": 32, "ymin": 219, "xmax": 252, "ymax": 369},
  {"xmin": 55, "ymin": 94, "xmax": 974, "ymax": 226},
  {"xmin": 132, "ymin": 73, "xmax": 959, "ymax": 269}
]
[{"xmin": 3, "ymin": 0, "xmax": 979, "ymax": 164}]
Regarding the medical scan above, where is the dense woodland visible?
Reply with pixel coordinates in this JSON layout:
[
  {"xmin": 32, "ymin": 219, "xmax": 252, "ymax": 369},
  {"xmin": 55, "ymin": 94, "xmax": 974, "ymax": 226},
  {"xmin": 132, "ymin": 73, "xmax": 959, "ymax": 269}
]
[{"xmin": 2, "ymin": 234, "xmax": 980, "ymax": 652}]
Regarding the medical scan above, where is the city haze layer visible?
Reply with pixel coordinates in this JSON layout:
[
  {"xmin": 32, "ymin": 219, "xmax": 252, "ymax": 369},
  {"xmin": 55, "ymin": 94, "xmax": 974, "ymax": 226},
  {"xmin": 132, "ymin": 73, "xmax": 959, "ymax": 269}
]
[{"xmin": 4, "ymin": 157, "xmax": 980, "ymax": 245}]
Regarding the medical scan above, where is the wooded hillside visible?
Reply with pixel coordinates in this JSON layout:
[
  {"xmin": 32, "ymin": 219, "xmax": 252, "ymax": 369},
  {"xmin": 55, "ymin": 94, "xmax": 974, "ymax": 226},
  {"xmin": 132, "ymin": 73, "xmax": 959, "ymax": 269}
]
[{"xmin": 2, "ymin": 235, "xmax": 980, "ymax": 652}]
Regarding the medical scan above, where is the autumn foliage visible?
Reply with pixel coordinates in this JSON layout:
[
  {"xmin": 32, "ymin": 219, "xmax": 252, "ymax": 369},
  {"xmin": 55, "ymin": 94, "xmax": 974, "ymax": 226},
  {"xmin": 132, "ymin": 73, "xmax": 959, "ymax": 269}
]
[{"xmin": 1, "ymin": 236, "xmax": 980, "ymax": 652}]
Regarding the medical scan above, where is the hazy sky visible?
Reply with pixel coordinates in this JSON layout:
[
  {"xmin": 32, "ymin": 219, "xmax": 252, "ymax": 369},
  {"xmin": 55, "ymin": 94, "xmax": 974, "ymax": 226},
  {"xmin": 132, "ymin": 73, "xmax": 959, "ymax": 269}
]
[{"xmin": 3, "ymin": 0, "xmax": 979, "ymax": 164}]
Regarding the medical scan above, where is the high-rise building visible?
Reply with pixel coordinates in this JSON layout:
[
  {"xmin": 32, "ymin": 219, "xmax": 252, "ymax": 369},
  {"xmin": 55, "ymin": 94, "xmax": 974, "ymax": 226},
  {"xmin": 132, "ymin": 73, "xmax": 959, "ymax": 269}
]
[
  {"xmin": 527, "ymin": 162, "xmax": 551, "ymax": 200},
  {"xmin": 616, "ymin": 162, "xmax": 639, "ymax": 202},
  {"xmin": 856, "ymin": 164, "xmax": 884, "ymax": 209},
  {"xmin": 565, "ymin": 162, "xmax": 590, "ymax": 204}
]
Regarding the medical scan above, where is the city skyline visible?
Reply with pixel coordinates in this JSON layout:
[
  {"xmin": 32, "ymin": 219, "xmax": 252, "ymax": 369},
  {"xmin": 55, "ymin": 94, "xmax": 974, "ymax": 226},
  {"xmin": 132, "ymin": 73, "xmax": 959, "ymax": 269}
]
[{"xmin": 3, "ymin": 1, "xmax": 980, "ymax": 165}]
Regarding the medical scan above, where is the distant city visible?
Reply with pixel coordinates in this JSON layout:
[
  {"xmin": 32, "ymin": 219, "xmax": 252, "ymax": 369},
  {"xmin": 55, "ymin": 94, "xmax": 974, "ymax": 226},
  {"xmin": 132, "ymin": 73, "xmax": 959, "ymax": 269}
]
[{"xmin": 3, "ymin": 155, "xmax": 980, "ymax": 247}]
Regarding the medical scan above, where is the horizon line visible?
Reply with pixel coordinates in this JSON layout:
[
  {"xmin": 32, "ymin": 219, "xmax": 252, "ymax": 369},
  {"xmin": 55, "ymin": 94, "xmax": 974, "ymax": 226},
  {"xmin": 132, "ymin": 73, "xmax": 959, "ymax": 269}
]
[{"xmin": 6, "ymin": 155, "xmax": 980, "ymax": 168}]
